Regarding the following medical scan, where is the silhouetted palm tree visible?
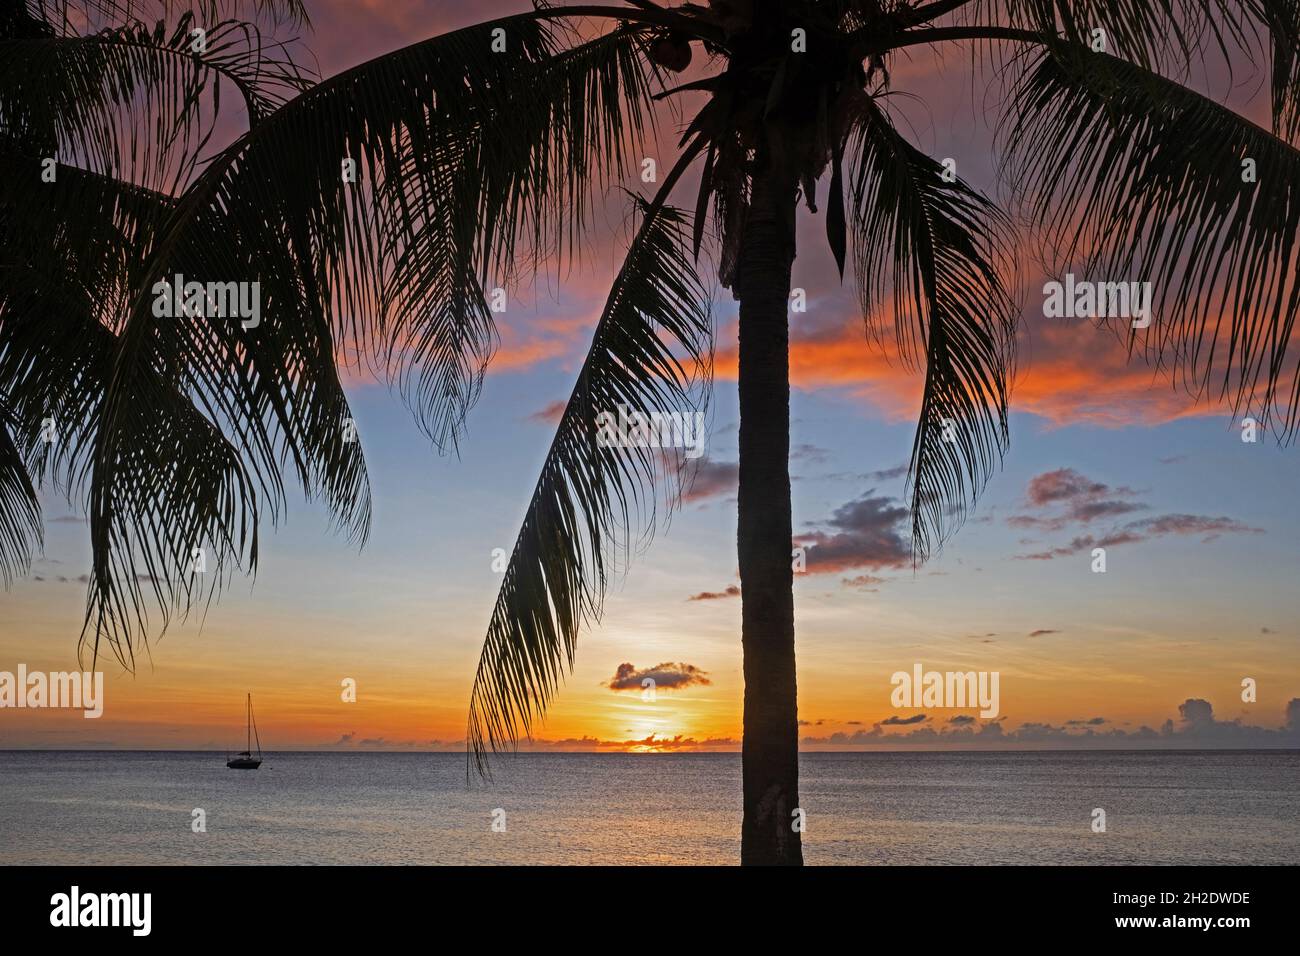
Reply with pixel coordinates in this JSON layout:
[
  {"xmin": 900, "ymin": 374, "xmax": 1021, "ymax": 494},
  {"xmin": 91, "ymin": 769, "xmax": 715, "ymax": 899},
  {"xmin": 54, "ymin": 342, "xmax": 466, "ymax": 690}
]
[{"xmin": 4, "ymin": 0, "xmax": 1300, "ymax": 864}]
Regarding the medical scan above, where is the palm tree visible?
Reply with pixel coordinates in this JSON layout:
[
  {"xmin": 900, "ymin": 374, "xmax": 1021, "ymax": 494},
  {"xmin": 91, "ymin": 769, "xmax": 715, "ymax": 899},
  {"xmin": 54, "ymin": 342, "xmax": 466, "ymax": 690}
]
[{"xmin": 4, "ymin": 0, "xmax": 1300, "ymax": 865}]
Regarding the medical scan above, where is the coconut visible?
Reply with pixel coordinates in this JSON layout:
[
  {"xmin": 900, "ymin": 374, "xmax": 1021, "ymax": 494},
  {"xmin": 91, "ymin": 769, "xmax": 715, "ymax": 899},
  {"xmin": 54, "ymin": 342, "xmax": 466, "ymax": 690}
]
[{"xmin": 650, "ymin": 34, "xmax": 692, "ymax": 73}]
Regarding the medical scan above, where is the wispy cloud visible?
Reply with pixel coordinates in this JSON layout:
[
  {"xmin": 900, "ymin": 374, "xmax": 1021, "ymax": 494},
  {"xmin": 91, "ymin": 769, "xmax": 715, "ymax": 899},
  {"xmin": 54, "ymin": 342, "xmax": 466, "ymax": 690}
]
[
  {"xmin": 1010, "ymin": 468, "xmax": 1262, "ymax": 560},
  {"xmin": 525, "ymin": 399, "xmax": 567, "ymax": 426},
  {"xmin": 688, "ymin": 585, "xmax": 740, "ymax": 601}
]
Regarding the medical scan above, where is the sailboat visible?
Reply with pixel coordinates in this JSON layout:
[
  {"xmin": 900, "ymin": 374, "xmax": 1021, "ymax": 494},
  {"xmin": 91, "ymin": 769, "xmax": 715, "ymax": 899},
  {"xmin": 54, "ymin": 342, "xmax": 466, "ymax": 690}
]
[{"xmin": 226, "ymin": 693, "xmax": 264, "ymax": 769}]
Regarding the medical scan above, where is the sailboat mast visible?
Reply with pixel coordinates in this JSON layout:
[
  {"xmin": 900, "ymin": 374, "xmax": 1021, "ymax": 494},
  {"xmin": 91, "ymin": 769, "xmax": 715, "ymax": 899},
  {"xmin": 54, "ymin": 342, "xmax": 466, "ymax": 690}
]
[{"xmin": 246, "ymin": 693, "xmax": 251, "ymax": 752}]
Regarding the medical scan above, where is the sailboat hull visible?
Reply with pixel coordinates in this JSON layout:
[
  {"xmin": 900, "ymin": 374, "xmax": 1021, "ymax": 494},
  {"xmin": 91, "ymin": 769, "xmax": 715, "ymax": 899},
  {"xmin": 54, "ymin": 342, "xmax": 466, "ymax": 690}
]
[{"xmin": 228, "ymin": 693, "xmax": 264, "ymax": 768}]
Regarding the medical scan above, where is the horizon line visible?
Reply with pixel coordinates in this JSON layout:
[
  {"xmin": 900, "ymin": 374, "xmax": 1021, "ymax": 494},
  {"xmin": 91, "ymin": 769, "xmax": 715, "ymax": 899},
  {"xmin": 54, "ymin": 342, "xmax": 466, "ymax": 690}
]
[{"xmin": 3, "ymin": 747, "xmax": 1298, "ymax": 755}]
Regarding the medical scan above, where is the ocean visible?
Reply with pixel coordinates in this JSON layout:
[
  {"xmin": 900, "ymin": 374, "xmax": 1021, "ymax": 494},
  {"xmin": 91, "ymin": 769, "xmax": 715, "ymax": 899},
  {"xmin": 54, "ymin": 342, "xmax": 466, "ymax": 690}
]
[{"xmin": 0, "ymin": 750, "xmax": 1295, "ymax": 865}]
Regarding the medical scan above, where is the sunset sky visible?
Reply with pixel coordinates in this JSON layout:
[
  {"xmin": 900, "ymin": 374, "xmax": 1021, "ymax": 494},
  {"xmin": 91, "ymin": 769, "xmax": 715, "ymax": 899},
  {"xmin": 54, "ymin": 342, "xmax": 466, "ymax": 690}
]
[{"xmin": 2, "ymin": 0, "xmax": 1298, "ymax": 752}]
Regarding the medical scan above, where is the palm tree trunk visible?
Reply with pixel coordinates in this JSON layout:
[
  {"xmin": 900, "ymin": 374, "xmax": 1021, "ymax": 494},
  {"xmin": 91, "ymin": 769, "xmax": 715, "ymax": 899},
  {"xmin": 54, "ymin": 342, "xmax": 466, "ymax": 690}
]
[{"xmin": 736, "ymin": 164, "xmax": 802, "ymax": 866}]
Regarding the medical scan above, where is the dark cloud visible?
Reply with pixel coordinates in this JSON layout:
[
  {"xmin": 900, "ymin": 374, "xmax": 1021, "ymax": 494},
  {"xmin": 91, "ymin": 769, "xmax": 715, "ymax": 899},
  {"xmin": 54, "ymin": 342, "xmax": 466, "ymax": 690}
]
[
  {"xmin": 816, "ymin": 727, "xmax": 884, "ymax": 744},
  {"xmin": 1178, "ymin": 698, "xmax": 1214, "ymax": 726},
  {"xmin": 688, "ymin": 585, "xmax": 740, "ymax": 601},
  {"xmin": 1026, "ymin": 468, "xmax": 1106, "ymax": 504},
  {"xmin": 818, "ymin": 463, "xmax": 909, "ymax": 483},
  {"xmin": 1028, "ymin": 629, "xmax": 1060, "ymax": 637},
  {"xmin": 1012, "ymin": 470, "xmax": 1262, "ymax": 562},
  {"xmin": 1009, "ymin": 467, "xmax": 1145, "ymax": 531},
  {"xmin": 797, "ymin": 492, "xmax": 911, "ymax": 575},
  {"xmin": 791, "ymin": 442, "xmax": 831, "ymax": 464},
  {"xmin": 841, "ymin": 574, "xmax": 885, "ymax": 591},
  {"xmin": 682, "ymin": 457, "xmax": 738, "ymax": 503},
  {"xmin": 1019, "ymin": 535, "xmax": 1126, "ymax": 560},
  {"xmin": 1068, "ymin": 498, "xmax": 1147, "ymax": 522},
  {"xmin": 881, "ymin": 713, "xmax": 927, "ymax": 726},
  {"xmin": 606, "ymin": 662, "xmax": 711, "ymax": 692},
  {"xmin": 799, "ymin": 698, "xmax": 1300, "ymax": 748},
  {"xmin": 866, "ymin": 463, "xmax": 910, "ymax": 481},
  {"xmin": 1018, "ymin": 517, "xmax": 1261, "ymax": 560},
  {"xmin": 1138, "ymin": 514, "xmax": 1260, "ymax": 538},
  {"xmin": 1154, "ymin": 697, "xmax": 1300, "ymax": 744}
]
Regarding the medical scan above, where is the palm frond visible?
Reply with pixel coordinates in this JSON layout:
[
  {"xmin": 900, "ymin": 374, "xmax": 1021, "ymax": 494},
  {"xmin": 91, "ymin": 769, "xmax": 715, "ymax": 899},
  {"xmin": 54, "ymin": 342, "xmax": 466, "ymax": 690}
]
[
  {"xmin": 0, "ymin": 13, "xmax": 310, "ymax": 190},
  {"xmin": 0, "ymin": 148, "xmax": 167, "ymax": 497},
  {"xmin": 849, "ymin": 97, "xmax": 1017, "ymax": 560},
  {"xmin": 951, "ymin": 2, "xmax": 1223, "ymax": 65},
  {"xmin": 0, "ymin": 150, "xmax": 268, "ymax": 663},
  {"xmin": 82, "ymin": 16, "xmax": 659, "ymax": 663},
  {"xmin": 467, "ymin": 198, "xmax": 712, "ymax": 770},
  {"xmin": 23, "ymin": 1, "xmax": 310, "ymax": 35},
  {"xmin": 1249, "ymin": 0, "xmax": 1300, "ymax": 140},
  {"xmin": 1002, "ymin": 41, "xmax": 1300, "ymax": 436},
  {"xmin": 0, "ymin": 397, "xmax": 41, "ymax": 587},
  {"xmin": 943, "ymin": 2, "xmax": 1300, "ymax": 139}
]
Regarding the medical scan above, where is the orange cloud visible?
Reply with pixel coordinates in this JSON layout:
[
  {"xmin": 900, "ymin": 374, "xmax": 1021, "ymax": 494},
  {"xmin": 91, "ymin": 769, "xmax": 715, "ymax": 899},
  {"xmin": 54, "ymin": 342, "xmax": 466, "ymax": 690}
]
[
  {"xmin": 710, "ymin": 300, "xmax": 1248, "ymax": 430},
  {"xmin": 526, "ymin": 399, "xmax": 567, "ymax": 425}
]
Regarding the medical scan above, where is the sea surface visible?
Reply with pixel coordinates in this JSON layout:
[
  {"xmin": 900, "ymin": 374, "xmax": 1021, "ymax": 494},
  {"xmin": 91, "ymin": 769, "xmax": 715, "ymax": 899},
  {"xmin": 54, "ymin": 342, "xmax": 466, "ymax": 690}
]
[{"xmin": 0, "ymin": 750, "xmax": 1295, "ymax": 865}]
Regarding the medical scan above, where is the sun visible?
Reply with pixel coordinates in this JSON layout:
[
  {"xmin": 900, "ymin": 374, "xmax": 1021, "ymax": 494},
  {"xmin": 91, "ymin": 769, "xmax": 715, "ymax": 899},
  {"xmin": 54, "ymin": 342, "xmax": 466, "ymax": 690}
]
[{"xmin": 619, "ymin": 710, "xmax": 683, "ymax": 752}]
